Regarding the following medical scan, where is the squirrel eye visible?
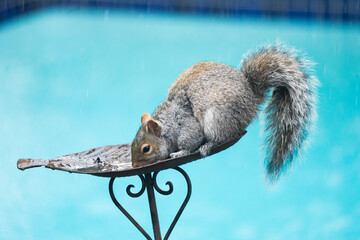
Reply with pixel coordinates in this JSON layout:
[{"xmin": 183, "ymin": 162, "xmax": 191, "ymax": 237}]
[{"xmin": 141, "ymin": 144, "xmax": 151, "ymax": 154}]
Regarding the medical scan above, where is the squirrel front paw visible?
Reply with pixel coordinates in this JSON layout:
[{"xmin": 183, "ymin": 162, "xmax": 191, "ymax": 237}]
[{"xmin": 170, "ymin": 150, "xmax": 190, "ymax": 158}]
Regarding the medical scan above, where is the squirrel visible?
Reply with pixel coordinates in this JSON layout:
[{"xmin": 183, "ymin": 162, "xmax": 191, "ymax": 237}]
[{"xmin": 131, "ymin": 44, "xmax": 318, "ymax": 180}]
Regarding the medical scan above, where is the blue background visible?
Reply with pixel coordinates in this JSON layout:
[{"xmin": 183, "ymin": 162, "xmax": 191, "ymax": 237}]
[{"xmin": 0, "ymin": 8, "xmax": 359, "ymax": 239}]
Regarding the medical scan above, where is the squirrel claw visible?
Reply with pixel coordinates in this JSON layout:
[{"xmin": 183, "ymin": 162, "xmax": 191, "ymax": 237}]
[{"xmin": 170, "ymin": 150, "xmax": 190, "ymax": 158}]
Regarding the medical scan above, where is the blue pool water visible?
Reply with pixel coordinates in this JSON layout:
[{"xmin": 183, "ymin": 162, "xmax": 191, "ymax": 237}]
[{"xmin": 0, "ymin": 8, "xmax": 359, "ymax": 240}]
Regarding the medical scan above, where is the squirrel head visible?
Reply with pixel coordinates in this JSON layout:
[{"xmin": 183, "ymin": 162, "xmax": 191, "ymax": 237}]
[{"xmin": 131, "ymin": 113, "xmax": 167, "ymax": 168}]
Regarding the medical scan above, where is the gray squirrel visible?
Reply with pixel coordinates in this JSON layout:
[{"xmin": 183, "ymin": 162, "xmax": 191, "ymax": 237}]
[{"xmin": 131, "ymin": 44, "xmax": 318, "ymax": 180}]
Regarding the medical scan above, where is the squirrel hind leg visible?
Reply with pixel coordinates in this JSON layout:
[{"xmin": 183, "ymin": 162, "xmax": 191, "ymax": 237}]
[
  {"xmin": 199, "ymin": 107, "xmax": 246, "ymax": 157},
  {"xmin": 198, "ymin": 142, "xmax": 215, "ymax": 157}
]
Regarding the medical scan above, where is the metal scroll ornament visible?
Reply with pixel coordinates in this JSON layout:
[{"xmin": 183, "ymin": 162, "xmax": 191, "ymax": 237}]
[{"xmin": 109, "ymin": 167, "xmax": 192, "ymax": 240}]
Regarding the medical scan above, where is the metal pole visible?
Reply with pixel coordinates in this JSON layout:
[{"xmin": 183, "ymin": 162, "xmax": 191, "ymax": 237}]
[{"xmin": 145, "ymin": 173, "xmax": 162, "ymax": 240}]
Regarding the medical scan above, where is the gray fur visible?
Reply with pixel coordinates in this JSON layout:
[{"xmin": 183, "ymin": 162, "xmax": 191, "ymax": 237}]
[
  {"xmin": 241, "ymin": 44, "xmax": 318, "ymax": 180},
  {"xmin": 132, "ymin": 44, "xmax": 318, "ymax": 180}
]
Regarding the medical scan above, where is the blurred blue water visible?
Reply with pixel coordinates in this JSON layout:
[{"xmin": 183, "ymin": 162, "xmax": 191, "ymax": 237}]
[{"xmin": 0, "ymin": 8, "xmax": 359, "ymax": 240}]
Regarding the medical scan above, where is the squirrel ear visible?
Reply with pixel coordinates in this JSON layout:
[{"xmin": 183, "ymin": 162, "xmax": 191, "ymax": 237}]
[
  {"xmin": 146, "ymin": 119, "xmax": 162, "ymax": 136},
  {"xmin": 141, "ymin": 113, "xmax": 151, "ymax": 124}
]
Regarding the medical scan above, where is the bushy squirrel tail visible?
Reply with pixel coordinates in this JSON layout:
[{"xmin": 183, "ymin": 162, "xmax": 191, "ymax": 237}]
[{"xmin": 240, "ymin": 44, "xmax": 319, "ymax": 181}]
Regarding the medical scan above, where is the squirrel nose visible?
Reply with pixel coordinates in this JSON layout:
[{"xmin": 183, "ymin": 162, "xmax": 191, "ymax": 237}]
[{"xmin": 132, "ymin": 162, "xmax": 139, "ymax": 168}]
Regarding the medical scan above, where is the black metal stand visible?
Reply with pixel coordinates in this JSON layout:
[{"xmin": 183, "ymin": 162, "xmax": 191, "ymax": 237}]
[
  {"xmin": 109, "ymin": 167, "xmax": 192, "ymax": 240},
  {"xmin": 18, "ymin": 133, "xmax": 246, "ymax": 239}
]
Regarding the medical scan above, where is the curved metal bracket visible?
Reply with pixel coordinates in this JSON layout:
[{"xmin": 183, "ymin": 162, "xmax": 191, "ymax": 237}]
[
  {"xmin": 162, "ymin": 167, "xmax": 192, "ymax": 240},
  {"xmin": 109, "ymin": 175, "xmax": 152, "ymax": 240},
  {"xmin": 108, "ymin": 167, "xmax": 192, "ymax": 240}
]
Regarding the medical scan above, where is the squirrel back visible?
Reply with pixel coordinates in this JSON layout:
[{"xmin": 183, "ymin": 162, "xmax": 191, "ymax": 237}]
[{"xmin": 131, "ymin": 44, "xmax": 318, "ymax": 180}]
